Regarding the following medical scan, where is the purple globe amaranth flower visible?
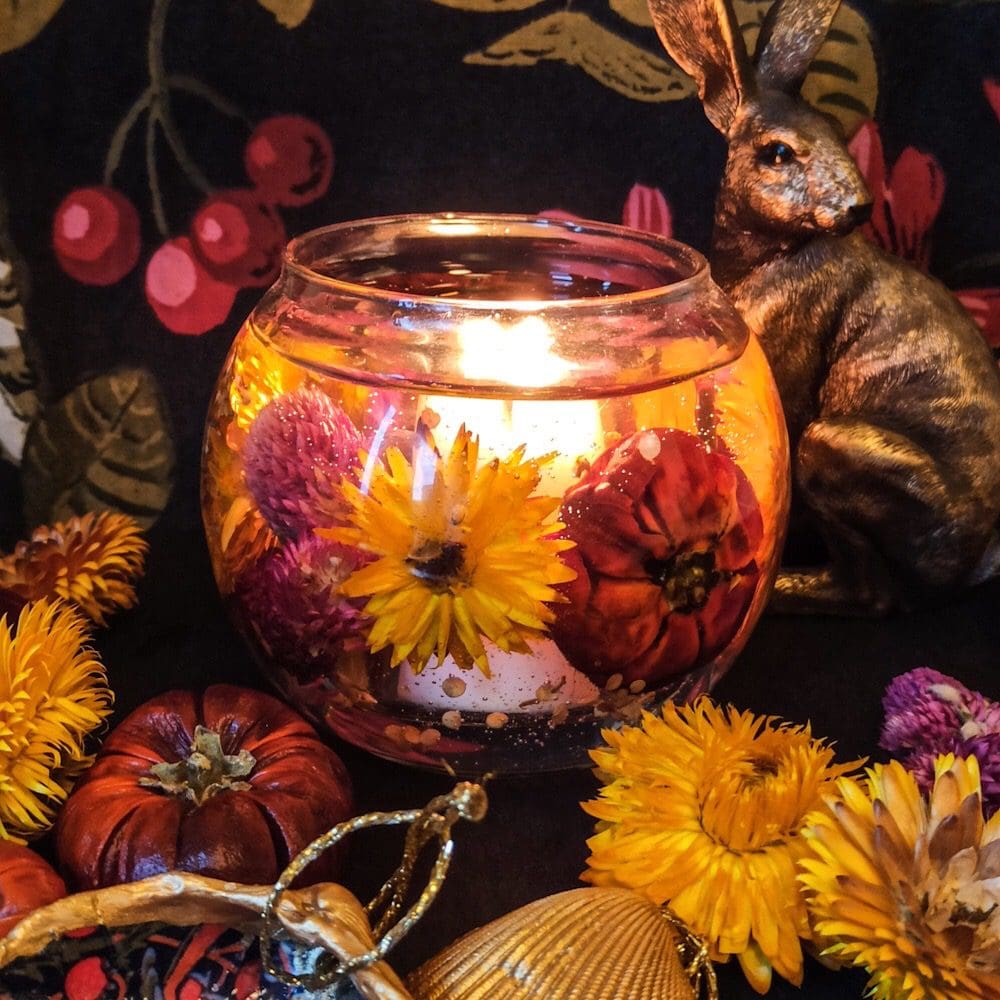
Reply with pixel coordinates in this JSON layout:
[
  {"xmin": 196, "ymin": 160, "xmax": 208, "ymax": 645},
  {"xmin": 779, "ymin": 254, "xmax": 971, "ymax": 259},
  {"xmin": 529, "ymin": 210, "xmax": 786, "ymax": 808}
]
[
  {"xmin": 236, "ymin": 534, "xmax": 368, "ymax": 681},
  {"xmin": 244, "ymin": 386, "xmax": 362, "ymax": 538},
  {"xmin": 881, "ymin": 667, "xmax": 961, "ymax": 719},
  {"xmin": 882, "ymin": 667, "xmax": 1000, "ymax": 818},
  {"xmin": 880, "ymin": 667, "xmax": 991, "ymax": 753}
]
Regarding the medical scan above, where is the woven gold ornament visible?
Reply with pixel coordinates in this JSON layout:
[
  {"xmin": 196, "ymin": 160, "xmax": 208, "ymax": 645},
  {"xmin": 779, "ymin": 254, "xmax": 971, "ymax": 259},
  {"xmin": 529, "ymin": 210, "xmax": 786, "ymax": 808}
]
[
  {"xmin": 0, "ymin": 783, "xmax": 489, "ymax": 1000},
  {"xmin": 407, "ymin": 886, "xmax": 716, "ymax": 1000},
  {"xmin": 0, "ymin": 782, "xmax": 717, "ymax": 999}
]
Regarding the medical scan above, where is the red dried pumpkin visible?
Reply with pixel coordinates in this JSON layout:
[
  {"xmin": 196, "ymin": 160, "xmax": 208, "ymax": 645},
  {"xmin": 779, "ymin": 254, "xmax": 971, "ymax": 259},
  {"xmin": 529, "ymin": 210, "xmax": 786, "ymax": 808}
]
[
  {"xmin": 0, "ymin": 842, "xmax": 67, "ymax": 937},
  {"xmin": 55, "ymin": 685, "xmax": 353, "ymax": 890},
  {"xmin": 553, "ymin": 428, "xmax": 763, "ymax": 685}
]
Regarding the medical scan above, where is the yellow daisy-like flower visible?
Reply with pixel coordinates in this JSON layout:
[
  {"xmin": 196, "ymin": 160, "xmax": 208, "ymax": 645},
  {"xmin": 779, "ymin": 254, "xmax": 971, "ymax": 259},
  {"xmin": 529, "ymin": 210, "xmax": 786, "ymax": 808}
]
[
  {"xmin": 582, "ymin": 699, "xmax": 862, "ymax": 994},
  {"xmin": 0, "ymin": 600, "xmax": 113, "ymax": 842},
  {"xmin": 0, "ymin": 511, "xmax": 147, "ymax": 627},
  {"xmin": 322, "ymin": 423, "xmax": 576, "ymax": 676},
  {"xmin": 800, "ymin": 755, "xmax": 1000, "ymax": 1000}
]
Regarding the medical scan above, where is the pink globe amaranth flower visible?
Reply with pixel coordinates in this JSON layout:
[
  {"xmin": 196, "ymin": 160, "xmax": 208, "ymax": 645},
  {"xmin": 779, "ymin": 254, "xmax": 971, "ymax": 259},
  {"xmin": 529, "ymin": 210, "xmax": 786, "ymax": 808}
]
[
  {"xmin": 235, "ymin": 534, "xmax": 367, "ymax": 682},
  {"xmin": 881, "ymin": 667, "xmax": 971, "ymax": 751},
  {"xmin": 244, "ymin": 386, "xmax": 362, "ymax": 538}
]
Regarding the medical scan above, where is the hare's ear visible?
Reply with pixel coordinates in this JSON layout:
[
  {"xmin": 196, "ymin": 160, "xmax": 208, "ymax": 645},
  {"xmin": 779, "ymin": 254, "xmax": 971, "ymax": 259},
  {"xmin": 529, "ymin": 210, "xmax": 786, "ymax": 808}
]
[
  {"xmin": 755, "ymin": 0, "xmax": 842, "ymax": 93},
  {"xmin": 648, "ymin": 0, "xmax": 754, "ymax": 134}
]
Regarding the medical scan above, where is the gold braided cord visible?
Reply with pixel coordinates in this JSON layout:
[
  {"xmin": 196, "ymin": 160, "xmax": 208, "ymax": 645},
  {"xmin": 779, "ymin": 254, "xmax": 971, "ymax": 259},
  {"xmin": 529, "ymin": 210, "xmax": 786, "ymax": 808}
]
[
  {"xmin": 662, "ymin": 907, "xmax": 720, "ymax": 1000},
  {"xmin": 260, "ymin": 782, "xmax": 488, "ymax": 991}
]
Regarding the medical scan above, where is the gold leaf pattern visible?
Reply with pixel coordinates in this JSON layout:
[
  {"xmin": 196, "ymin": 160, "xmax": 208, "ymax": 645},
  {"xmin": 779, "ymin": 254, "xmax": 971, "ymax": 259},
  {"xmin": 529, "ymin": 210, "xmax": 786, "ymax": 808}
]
[
  {"xmin": 255, "ymin": 0, "xmax": 314, "ymax": 29},
  {"xmin": 735, "ymin": 0, "xmax": 878, "ymax": 134},
  {"xmin": 21, "ymin": 369, "xmax": 175, "ymax": 530},
  {"xmin": 430, "ymin": 0, "xmax": 546, "ymax": 9},
  {"xmin": 609, "ymin": 0, "xmax": 655, "ymax": 27},
  {"xmin": 461, "ymin": 2, "xmax": 876, "ymax": 130},
  {"xmin": 465, "ymin": 12, "xmax": 695, "ymax": 103},
  {"xmin": 0, "ymin": 251, "xmax": 40, "ymax": 465},
  {"xmin": 0, "ymin": 0, "xmax": 63, "ymax": 55}
]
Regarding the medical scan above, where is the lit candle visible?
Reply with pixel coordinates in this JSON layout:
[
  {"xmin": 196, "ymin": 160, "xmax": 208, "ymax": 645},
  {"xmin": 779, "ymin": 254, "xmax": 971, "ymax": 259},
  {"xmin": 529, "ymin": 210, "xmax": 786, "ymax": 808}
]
[
  {"xmin": 395, "ymin": 314, "xmax": 606, "ymax": 714},
  {"xmin": 426, "ymin": 315, "xmax": 605, "ymax": 494}
]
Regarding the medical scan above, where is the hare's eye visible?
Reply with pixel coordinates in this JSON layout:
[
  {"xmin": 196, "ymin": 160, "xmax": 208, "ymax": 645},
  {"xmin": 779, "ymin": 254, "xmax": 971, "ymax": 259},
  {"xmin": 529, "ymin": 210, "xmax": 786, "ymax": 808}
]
[{"xmin": 759, "ymin": 142, "xmax": 796, "ymax": 166}]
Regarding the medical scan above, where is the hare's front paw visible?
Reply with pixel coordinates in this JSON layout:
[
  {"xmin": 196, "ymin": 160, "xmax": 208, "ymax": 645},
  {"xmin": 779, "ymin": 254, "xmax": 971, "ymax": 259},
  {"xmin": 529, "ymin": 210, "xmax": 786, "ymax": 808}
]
[{"xmin": 770, "ymin": 568, "xmax": 894, "ymax": 617}]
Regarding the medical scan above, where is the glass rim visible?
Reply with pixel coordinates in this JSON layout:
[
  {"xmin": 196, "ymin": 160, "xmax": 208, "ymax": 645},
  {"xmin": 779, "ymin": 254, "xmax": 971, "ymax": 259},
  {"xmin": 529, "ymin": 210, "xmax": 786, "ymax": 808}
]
[{"xmin": 283, "ymin": 212, "xmax": 713, "ymax": 310}]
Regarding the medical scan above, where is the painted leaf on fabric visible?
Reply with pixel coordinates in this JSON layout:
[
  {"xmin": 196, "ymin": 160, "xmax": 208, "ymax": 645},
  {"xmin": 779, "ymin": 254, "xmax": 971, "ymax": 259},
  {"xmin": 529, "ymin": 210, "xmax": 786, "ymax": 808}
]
[
  {"xmin": 0, "ymin": 0, "xmax": 63, "ymax": 54},
  {"xmin": 21, "ymin": 369, "xmax": 175, "ymax": 530},
  {"xmin": 610, "ymin": 0, "xmax": 654, "ymax": 27},
  {"xmin": 0, "ymin": 189, "xmax": 41, "ymax": 466},
  {"xmin": 430, "ymin": 0, "xmax": 545, "ymax": 9},
  {"xmin": 255, "ymin": 0, "xmax": 315, "ymax": 29},
  {"xmin": 737, "ymin": 0, "xmax": 878, "ymax": 135},
  {"xmin": 465, "ymin": 12, "xmax": 695, "ymax": 103}
]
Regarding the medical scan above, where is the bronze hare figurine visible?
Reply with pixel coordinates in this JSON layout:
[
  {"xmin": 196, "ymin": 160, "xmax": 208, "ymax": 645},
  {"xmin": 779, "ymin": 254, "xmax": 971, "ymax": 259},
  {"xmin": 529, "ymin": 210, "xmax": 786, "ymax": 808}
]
[{"xmin": 649, "ymin": 0, "xmax": 1000, "ymax": 615}]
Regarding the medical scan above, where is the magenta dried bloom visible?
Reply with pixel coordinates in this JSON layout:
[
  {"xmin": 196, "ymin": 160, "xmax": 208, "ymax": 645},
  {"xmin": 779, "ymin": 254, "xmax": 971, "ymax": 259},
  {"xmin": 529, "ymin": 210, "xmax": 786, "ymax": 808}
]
[
  {"xmin": 881, "ymin": 667, "xmax": 983, "ymax": 752},
  {"xmin": 244, "ymin": 386, "xmax": 362, "ymax": 538},
  {"xmin": 881, "ymin": 667, "xmax": 1000, "ymax": 817},
  {"xmin": 236, "ymin": 534, "xmax": 367, "ymax": 681}
]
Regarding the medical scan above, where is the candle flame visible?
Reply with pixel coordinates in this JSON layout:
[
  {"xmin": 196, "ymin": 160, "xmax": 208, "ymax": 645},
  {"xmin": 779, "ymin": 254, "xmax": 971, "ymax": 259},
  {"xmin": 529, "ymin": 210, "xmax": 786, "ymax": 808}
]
[{"xmin": 459, "ymin": 316, "xmax": 576, "ymax": 387}]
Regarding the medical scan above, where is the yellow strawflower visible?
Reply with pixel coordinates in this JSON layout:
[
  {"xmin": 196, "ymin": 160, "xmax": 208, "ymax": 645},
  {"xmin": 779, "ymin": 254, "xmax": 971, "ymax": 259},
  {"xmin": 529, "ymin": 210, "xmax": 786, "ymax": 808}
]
[
  {"xmin": 0, "ymin": 600, "xmax": 112, "ymax": 841},
  {"xmin": 801, "ymin": 755, "xmax": 1000, "ymax": 1000},
  {"xmin": 583, "ymin": 699, "xmax": 861, "ymax": 993},
  {"xmin": 322, "ymin": 423, "xmax": 575, "ymax": 676}
]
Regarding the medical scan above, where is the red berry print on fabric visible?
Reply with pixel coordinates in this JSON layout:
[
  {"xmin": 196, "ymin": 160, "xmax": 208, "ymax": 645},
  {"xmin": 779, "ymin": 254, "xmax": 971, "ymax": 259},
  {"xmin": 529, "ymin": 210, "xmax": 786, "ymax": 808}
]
[
  {"xmin": 146, "ymin": 237, "xmax": 237, "ymax": 335},
  {"xmin": 52, "ymin": 0, "xmax": 333, "ymax": 336},
  {"xmin": 245, "ymin": 115, "xmax": 334, "ymax": 207},
  {"xmin": 53, "ymin": 187, "xmax": 141, "ymax": 286},
  {"xmin": 191, "ymin": 190, "xmax": 286, "ymax": 287}
]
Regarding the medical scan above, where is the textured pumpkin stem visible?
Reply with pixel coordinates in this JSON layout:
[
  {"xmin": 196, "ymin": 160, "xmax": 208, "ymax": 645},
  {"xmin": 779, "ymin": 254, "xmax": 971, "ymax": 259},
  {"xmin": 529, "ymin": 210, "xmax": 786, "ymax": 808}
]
[{"xmin": 141, "ymin": 725, "xmax": 255, "ymax": 805}]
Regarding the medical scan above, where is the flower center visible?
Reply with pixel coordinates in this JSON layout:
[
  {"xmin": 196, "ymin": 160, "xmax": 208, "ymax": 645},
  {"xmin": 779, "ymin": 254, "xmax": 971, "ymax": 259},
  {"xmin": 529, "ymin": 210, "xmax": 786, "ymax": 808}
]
[
  {"xmin": 406, "ymin": 539, "xmax": 467, "ymax": 591},
  {"xmin": 698, "ymin": 749, "xmax": 806, "ymax": 852},
  {"xmin": 740, "ymin": 754, "xmax": 780, "ymax": 788},
  {"xmin": 645, "ymin": 549, "xmax": 720, "ymax": 612}
]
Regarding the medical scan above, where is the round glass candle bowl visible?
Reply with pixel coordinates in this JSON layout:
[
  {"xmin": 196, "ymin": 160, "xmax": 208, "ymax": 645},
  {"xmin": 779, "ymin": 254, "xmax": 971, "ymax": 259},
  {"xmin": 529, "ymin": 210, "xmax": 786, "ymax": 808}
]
[{"xmin": 202, "ymin": 214, "xmax": 790, "ymax": 774}]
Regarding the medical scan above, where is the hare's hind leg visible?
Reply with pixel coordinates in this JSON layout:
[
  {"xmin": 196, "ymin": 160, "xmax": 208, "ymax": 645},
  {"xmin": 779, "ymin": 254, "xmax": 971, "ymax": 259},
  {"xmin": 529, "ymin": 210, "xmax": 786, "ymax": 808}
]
[{"xmin": 771, "ymin": 416, "xmax": 991, "ymax": 615}]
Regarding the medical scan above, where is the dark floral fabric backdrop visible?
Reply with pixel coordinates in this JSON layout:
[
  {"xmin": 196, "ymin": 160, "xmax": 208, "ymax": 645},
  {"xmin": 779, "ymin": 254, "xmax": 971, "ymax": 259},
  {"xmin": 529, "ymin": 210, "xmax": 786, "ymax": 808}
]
[
  {"xmin": 0, "ymin": 0, "xmax": 997, "ymax": 547},
  {"xmin": 0, "ymin": 0, "xmax": 998, "ymax": 994}
]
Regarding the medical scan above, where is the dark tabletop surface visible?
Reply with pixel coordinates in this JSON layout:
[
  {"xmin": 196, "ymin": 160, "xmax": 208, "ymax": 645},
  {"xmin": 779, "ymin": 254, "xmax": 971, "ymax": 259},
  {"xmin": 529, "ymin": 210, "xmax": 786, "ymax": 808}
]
[{"xmin": 68, "ymin": 519, "xmax": 998, "ymax": 1000}]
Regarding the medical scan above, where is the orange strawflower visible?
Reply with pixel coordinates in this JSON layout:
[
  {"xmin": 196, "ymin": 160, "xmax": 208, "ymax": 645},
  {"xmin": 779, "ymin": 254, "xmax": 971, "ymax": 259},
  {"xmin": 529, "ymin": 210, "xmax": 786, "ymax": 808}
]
[{"xmin": 0, "ymin": 512, "xmax": 147, "ymax": 626}]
